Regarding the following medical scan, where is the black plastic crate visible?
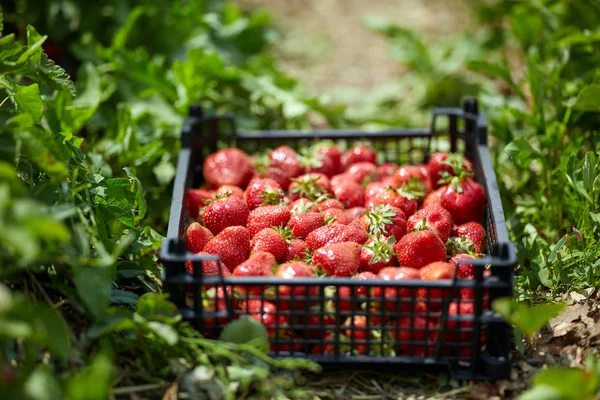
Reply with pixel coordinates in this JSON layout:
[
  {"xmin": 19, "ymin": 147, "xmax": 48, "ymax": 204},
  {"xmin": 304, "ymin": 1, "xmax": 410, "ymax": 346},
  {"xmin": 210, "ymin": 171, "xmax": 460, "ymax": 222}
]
[{"xmin": 161, "ymin": 99, "xmax": 516, "ymax": 381}]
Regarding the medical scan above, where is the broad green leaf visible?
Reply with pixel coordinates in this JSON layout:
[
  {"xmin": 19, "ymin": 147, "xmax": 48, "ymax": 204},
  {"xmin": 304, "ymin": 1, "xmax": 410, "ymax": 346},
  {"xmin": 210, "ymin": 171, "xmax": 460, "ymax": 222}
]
[
  {"xmin": 572, "ymin": 85, "xmax": 600, "ymax": 112},
  {"xmin": 220, "ymin": 315, "xmax": 269, "ymax": 353},
  {"xmin": 74, "ymin": 265, "xmax": 116, "ymax": 320},
  {"xmin": 0, "ymin": 317, "xmax": 33, "ymax": 337},
  {"xmin": 504, "ymin": 136, "xmax": 543, "ymax": 168},
  {"xmin": 16, "ymin": 25, "xmax": 47, "ymax": 64},
  {"xmin": 136, "ymin": 293, "xmax": 179, "ymax": 323},
  {"xmin": 528, "ymin": 367, "xmax": 597, "ymax": 400},
  {"xmin": 518, "ymin": 385, "xmax": 565, "ymax": 400},
  {"xmin": 110, "ymin": 289, "xmax": 139, "ymax": 305},
  {"xmin": 36, "ymin": 53, "xmax": 76, "ymax": 96},
  {"xmin": 493, "ymin": 298, "xmax": 565, "ymax": 336},
  {"xmin": 147, "ymin": 321, "xmax": 179, "ymax": 345},
  {"xmin": 115, "ymin": 260, "xmax": 145, "ymax": 278},
  {"xmin": 13, "ymin": 83, "xmax": 43, "ymax": 123},
  {"xmin": 87, "ymin": 308, "xmax": 135, "ymax": 339},
  {"xmin": 67, "ymin": 351, "xmax": 113, "ymax": 400},
  {"xmin": 23, "ymin": 366, "xmax": 62, "ymax": 400}
]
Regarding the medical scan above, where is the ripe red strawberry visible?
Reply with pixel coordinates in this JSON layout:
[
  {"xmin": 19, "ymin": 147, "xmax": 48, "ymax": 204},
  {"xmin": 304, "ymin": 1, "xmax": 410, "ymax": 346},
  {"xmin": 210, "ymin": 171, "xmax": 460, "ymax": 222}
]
[
  {"xmin": 428, "ymin": 152, "xmax": 474, "ymax": 189},
  {"xmin": 185, "ymin": 253, "xmax": 230, "ymax": 293},
  {"xmin": 232, "ymin": 251, "xmax": 275, "ymax": 295},
  {"xmin": 347, "ymin": 220, "xmax": 369, "ymax": 244},
  {"xmin": 282, "ymin": 238, "xmax": 309, "ymax": 262},
  {"xmin": 332, "ymin": 179, "xmax": 364, "ymax": 208},
  {"xmin": 452, "ymin": 222, "xmax": 486, "ymax": 253},
  {"xmin": 305, "ymin": 309, "xmax": 337, "ymax": 339},
  {"xmin": 422, "ymin": 186, "xmax": 445, "ymax": 208},
  {"xmin": 244, "ymin": 178, "xmax": 284, "ymax": 210},
  {"xmin": 300, "ymin": 151, "xmax": 336, "ymax": 178},
  {"xmin": 203, "ymin": 148, "xmax": 254, "ymax": 188},
  {"xmin": 407, "ymin": 204, "xmax": 454, "ymax": 243},
  {"xmin": 312, "ymin": 242, "xmax": 361, "ymax": 276},
  {"xmin": 337, "ymin": 271, "xmax": 378, "ymax": 312},
  {"xmin": 372, "ymin": 267, "xmax": 421, "ymax": 312},
  {"xmin": 372, "ymin": 186, "xmax": 418, "ymax": 217},
  {"xmin": 201, "ymin": 194, "xmax": 249, "ymax": 235},
  {"xmin": 311, "ymin": 332, "xmax": 346, "ymax": 355},
  {"xmin": 393, "ymin": 230, "xmax": 446, "ymax": 269},
  {"xmin": 446, "ymin": 301, "xmax": 474, "ymax": 342},
  {"xmin": 343, "ymin": 315, "xmax": 371, "ymax": 354},
  {"xmin": 376, "ymin": 162, "xmax": 398, "ymax": 179},
  {"xmin": 185, "ymin": 188, "xmax": 213, "ymax": 219},
  {"xmin": 246, "ymin": 205, "xmax": 291, "ymax": 235},
  {"xmin": 240, "ymin": 299, "xmax": 288, "ymax": 330},
  {"xmin": 185, "ymin": 222, "xmax": 214, "ymax": 253},
  {"xmin": 419, "ymin": 261, "xmax": 455, "ymax": 311},
  {"xmin": 267, "ymin": 146, "xmax": 304, "ymax": 190},
  {"xmin": 359, "ymin": 236, "xmax": 398, "ymax": 274},
  {"xmin": 288, "ymin": 173, "xmax": 330, "ymax": 201},
  {"xmin": 290, "ymin": 198, "xmax": 319, "ymax": 214},
  {"xmin": 305, "ymin": 223, "xmax": 356, "ymax": 251},
  {"xmin": 215, "ymin": 185, "xmax": 244, "ymax": 199},
  {"xmin": 361, "ymin": 204, "xmax": 407, "ymax": 239},
  {"xmin": 251, "ymin": 227, "xmax": 287, "ymax": 261},
  {"xmin": 204, "ymin": 226, "xmax": 251, "ymax": 269},
  {"xmin": 341, "ymin": 143, "xmax": 377, "ymax": 170},
  {"xmin": 319, "ymin": 198, "xmax": 344, "ymax": 211},
  {"xmin": 346, "ymin": 207, "xmax": 366, "ymax": 220},
  {"xmin": 314, "ymin": 142, "xmax": 343, "ymax": 174},
  {"xmin": 440, "ymin": 178, "xmax": 486, "ymax": 225},
  {"xmin": 364, "ymin": 181, "xmax": 388, "ymax": 202},
  {"xmin": 346, "ymin": 162, "xmax": 377, "ymax": 184},
  {"xmin": 199, "ymin": 288, "xmax": 231, "ymax": 337},
  {"xmin": 322, "ymin": 208, "xmax": 353, "ymax": 225},
  {"xmin": 390, "ymin": 316, "xmax": 439, "ymax": 356},
  {"xmin": 392, "ymin": 165, "xmax": 429, "ymax": 190},
  {"xmin": 276, "ymin": 261, "xmax": 317, "ymax": 309},
  {"xmin": 288, "ymin": 211, "xmax": 324, "ymax": 238},
  {"xmin": 450, "ymin": 253, "xmax": 477, "ymax": 279}
]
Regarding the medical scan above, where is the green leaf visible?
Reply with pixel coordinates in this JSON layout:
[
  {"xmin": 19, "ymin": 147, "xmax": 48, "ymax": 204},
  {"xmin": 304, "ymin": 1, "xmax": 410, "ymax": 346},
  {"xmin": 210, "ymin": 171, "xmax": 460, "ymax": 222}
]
[
  {"xmin": 572, "ymin": 85, "xmax": 600, "ymax": 112},
  {"xmin": 136, "ymin": 293, "xmax": 179, "ymax": 323},
  {"xmin": 220, "ymin": 315, "xmax": 269, "ymax": 353},
  {"xmin": 13, "ymin": 83, "xmax": 43, "ymax": 123},
  {"xmin": 0, "ymin": 8, "xmax": 3, "ymax": 36},
  {"xmin": 87, "ymin": 308, "xmax": 135, "ymax": 339},
  {"xmin": 16, "ymin": 25, "xmax": 47, "ymax": 65},
  {"xmin": 23, "ymin": 366, "xmax": 62, "ymax": 400},
  {"xmin": 467, "ymin": 60, "xmax": 525, "ymax": 99},
  {"xmin": 493, "ymin": 298, "xmax": 565, "ymax": 336},
  {"xmin": 111, "ymin": 6, "xmax": 146, "ymax": 49},
  {"xmin": 67, "ymin": 351, "xmax": 114, "ymax": 400},
  {"xmin": 147, "ymin": 321, "xmax": 179, "ymax": 345},
  {"xmin": 520, "ymin": 367, "xmax": 598, "ymax": 400},
  {"xmin": 110, "ymin": 289, "xmax": 139, "ymax": 305},
  {"xmin": 518, "ymin": 385, "xmax": 564, "ymax": 400},
  {"xmin": 74, "ymin": 265, "xmax": 115, "ymax": 320},
  {"xmin": 36, "ymin": 53, "xmax": 76, "ymax": 96},
  {"xmin": 547, "ymin": 236, "xmax": 567, "ymax": 263}
]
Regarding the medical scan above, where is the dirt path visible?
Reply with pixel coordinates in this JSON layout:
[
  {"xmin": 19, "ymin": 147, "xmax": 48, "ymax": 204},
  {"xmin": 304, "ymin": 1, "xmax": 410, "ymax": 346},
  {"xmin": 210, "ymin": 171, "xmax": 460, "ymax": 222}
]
[{"xmin": 238, "ymin": 0, "xmax": 472, "ymax": 95}]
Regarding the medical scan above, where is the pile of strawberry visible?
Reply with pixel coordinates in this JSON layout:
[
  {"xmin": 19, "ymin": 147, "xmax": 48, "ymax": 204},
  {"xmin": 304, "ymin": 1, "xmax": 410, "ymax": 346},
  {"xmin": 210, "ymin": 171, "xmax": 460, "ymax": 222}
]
[{"xmin": 183, "ymin": 142, "xmax": 488, "ymax": 356}]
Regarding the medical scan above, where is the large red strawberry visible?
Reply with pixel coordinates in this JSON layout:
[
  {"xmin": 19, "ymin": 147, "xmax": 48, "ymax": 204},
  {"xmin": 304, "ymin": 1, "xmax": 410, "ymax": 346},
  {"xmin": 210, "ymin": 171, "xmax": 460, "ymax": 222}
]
[
  {"xmin": 312, "ymin": 242, "xmax": 361, "ymax": 276},
  {"xmin": 290, "ymin": 198, "xmax": 319, "ymax": 214},
  {"xmin": 422, "ymin": 186, "xmax": 445, "ymax": 208},
  {"xmin": 332, "ymin": 179, "xmax": 364, "ymax": 208},
  {"xmin": 407, "ymin": 204, "xmax": 454, "ymax": 243},
  {"xmin": 251, "ymin": 227, "xmax": 287, "ymax": 262},
  {"xmin": 392, "ymin": 165, "xmax": 429, "ymax": 191},
  {"xmin": 372, "ymin": 186, "xmax": 418, "ymax": 217},
  {"xmin": 203, "ymin": 148, "xmax": 254, "ymax": 188},
  {"xmin": 276, "ymin": 261, "xmax": 317, "ymax": 309},
  {"xmin": 319, "ymin": 198, "xmax": 344, "ymax": 211},
  {"xmin": 450, "ymin": 253, "xmax": 477, "ymax": 279},
  {"xmin": 203, "ymin": 226, "xmax": 251, "ymax": 269},
  {"xmin": 185, "ymin": 253, "xmax": 230, "ymax": 293},
  {"xmin": 347, "ymin": 220, "xmax": 369, "ymax": 244},
  {"xmin": 346, "ymin": 207, "xmax": 366, "ymax": 220},
  {"xmin": 232, "ymin": 251, "xmax": 275, "ymax": 295},
  {"xmin": 244, "ymin": 178, "xmax": 285, "ymax": 210},
  {"xmin": 314, "ymin": 141, "xmax": 343, "ymax": 174},
  {"xmin": 299, "ymin": 151, "xmax": 336, "ymax": 178},
  {"xmin": 306, "ymin": 223, "xmax": 359, "ymax": 251},
  {"xmin": 450, "ymin": 222, "xmax": 486, "ymax": 253},
  {"xmin": 359, "ymin": 236, "xmax": 398, "ymax": 274},
  {"xmin": 341, "ymin": 143, "xmax": 377, "ymax": 170},
  {"xmin": 428, "ymin": 152, "xmax": 473, "ymax": 189},
  {"xmin": 288, "ymin": 173, "xmax": 330, "ymax": 201},
  {"xmin": 215, "ymin": 185, "xmax": 245, "ymax": 199},
  {"xmin": 266, "ymin": 146, "xmax": 304, "ymax": 190},
  {"xmin": 185, "ymin": 188, "xmax": 213, "ymax": 219},
  {"xmin": 322, "ymin": 208, "xmax": 353, "ymax": 225},
  {"xmin": 372, "ymin": 266, "xmax": 422, "ymax": 312},
  {"xmin": 376, "ymin": 162, "xmax": 398, "ymax": 179},
  {"xmin": 361, "ymin": 204, "xmax": 407, "ymax": 239},
  {"xmin": 393, "ymin": 230, "xmax": 446, "ymax": 269},
  {"xmin": 346, "ymin": 162, "xmax": 377, "ymax": 184},
  {"xmin": 288, "ymin": 211, "xmax": 324, "ymax": 238},
  {"xmin": 246, "ymin": 205, "xmax": 291, "ymax": 235},
  {"xmin": 419, "ymin": 261, "xmax": 455, "ymax": 311},
  {"xmin": 185, "ymin": 222, "xmax": 214, "ymax": 253},
  {"xmin": 440, "ymin": 178, "xmax": 486, "ymax": 225},
  {"xmin": 338, "ymin": 271, "xmax": 377, "ymax": 312},
  {"xmin": 364, "ymin": 181, "xmax": 388, "ymax": 202},
  {"xmin": 201, "ymin": 194, "xmax": 249, "ymax": 235},
  {"xmin": 282, "ymin": 238, "xmax": 309, "ymax": 262}
]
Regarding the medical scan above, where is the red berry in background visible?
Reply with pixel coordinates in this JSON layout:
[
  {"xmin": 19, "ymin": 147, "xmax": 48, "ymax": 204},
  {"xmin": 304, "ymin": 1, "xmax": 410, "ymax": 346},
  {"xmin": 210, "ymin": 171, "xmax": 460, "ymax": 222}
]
[
  {"xmin": 428, "ymin": 152, "xmax": 473, "ymax": 189},
  {"xmin": 319, "ymin": 198, "xmax": 345, "ymax": 211},
  {"xmin": 376, "ymin": 162, "xmax": 398, "ymax": 179},
  {"xmin": 341, "ymin": 144, "xmax": 377, "ymax": 170},
  {"xmin": 215, "ymin": 185, "xmax": 245, "ymax": 199},
  {"xmin": 185, "ymin": 188, "xmax": 213, "ymax": 219},
  {"xmin": 361, "ymin": 204, "xmax": 407, "ymax": 239},
  {"xmin": 364, "ymin": 181, "xmax": 388, "ymax": 202},
  {"xmin": 393, "ymin": 165, "xmax": 429, "ymax": 192},
  {"xmin": 332, "ymin": 179, "xmax": 364, "ymax": 208},
  {"xmin": 338, "ymin": 271, "xmax": 378, "ymax": 312},
  {"xmin": 312, "ymin": 241, "xmax": 361, "ymax": 277},
  {"xmin": 314, "ymin": 142, "xmax": 343, "ymax": 174},
  {"xmin": 306, "ymin": 223, "xmax": 357, "ymax": 251},
  {"xmin": 301, "ymin": 152, "xmax": 336, "ymax": 178},
  {"xmin": 267, "ymin": 146, "xmax": 304, "ymax": 190},
  {"xmin": 372, "ymin": 267, "xmax": 421, "ymax": 312},
  {"xmin": 288, "ymin": 173, "xmax": 330, "ymax": 201},
  {"xmin": 372, "ymin": 187, "xmax": 418, "ymax": 217},
  {"xmin": 244, "ymin": 178, "xmax": 284, "ymax": 210},
  {"xmin": 288, "ymin": 211, "xmax": 324, "ymax": 238},
  {"xmin": 290, "ymin": 198, "xmax": 319, "ymax": 214},
  {"xmin": 185, "ymin": 222, "xmax": 214, "ymax": 253},
  {"xmin": 251, "ymin": 227, "xmax": 287, "ymax": 262},
  {"xmin": 453, "ymin": 222, "xmax": 486, "ymax": 253},
  {"xmin": 199, "ymin": 288, "xmax": 231, "ymax": 337},
  {"xmin": 446, "ymin": 301, "xmax": 474, "ymax": 342},
  {"xmin": 232, "ymin": 251, "xmax": 275, "ymax": 295},
  {"xmin": 185, "ymin": 253, "xmax": 230, "ymax": 292},
  {"xmin": 422, "ymin": 186, "xmax": 445, "ymax": 208},
  {"xmin": 276, "ymin": 261, "xmax": 317, "ymax": 309},
  {"xmin": 282, "ymin": 238, "xmax": 309, "ymax": 262},
  {"xmin": 440, "ymin": 177, "xmax": 485, "ymax": 225},
  {"xmin": 322, "ymin": 207, "xmax": 353, "ymax": 225},
  {"xmin": 203, "ymin": 148, "xmax": 254, "ymax": 189},
  {"xmin": 240, "ymin": 299, "xmax": 287, "ymax": 331},
  {"xmin": 407, "ymin": 204, "xmax": 454, "ymax": 243},
  {"xmin": 343, "ymin": 315, "xmax": 371, "ymax": 354},
  {"xmin": 393, "ymin": 230, "xmax": 446, "ymax": 270},
  {"xmin": 204, "ymin": 226, "xmax": 251, "ymax": 269},
  {"xmin": 419, "ymin": 261, "xmax": 456, "ymax": 311},
  {"xmin": 450, "ymin": 253, "xmax": 477, "ymax": 279},
  {"xmin": 359, "ymin": 236, "xmax": 398, "ymax": 274},
  {"xmin": 201, "ymin": 194, "xmax": 249, "ymax": 235},
  {"xmin": 246, "ymin": 205, "xmax": 291, "ymax": 235},
  {"xmin": 390, "ymin": 316, "xmax": 439, "ymax": 356},
  {"xmin": 347, "ymin": 219, "xmax": 369, "ymax": 244},
  {"xmin": 346, "ymin": 162, "xmax": 377, "ymax": 184},
  {"xmin": 346, "ymin": 206, "xmax": 367, "ymax": 220}
]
